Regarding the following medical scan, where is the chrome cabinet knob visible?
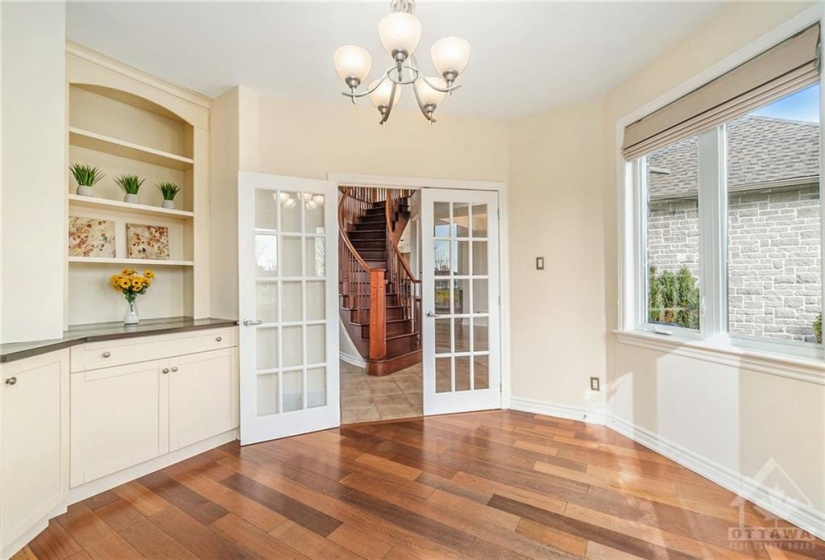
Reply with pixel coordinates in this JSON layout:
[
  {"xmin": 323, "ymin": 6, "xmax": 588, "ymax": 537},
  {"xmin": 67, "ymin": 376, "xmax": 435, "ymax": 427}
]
[
  {"xmin": 5, "ymin": 377, "xmax": 17, "ymax": 386},
  {"xmin": 162, "ymin": 368, "xmax": 170, "ymax": 374},
  {"xmin": 102, "ymin": 351, "xmax": 111, "ymax": 358},
  {"xmin": 171, "ymin": 367, "xmax": 178, "ymax": 372},
  {"xmin": 215, "ymin": 336, "xmax": 222, "ymax": 342}
]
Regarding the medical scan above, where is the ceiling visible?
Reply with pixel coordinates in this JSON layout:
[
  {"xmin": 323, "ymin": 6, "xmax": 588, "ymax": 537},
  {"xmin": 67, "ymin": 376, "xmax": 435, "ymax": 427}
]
[{"xmin": 66, "ymin": 1, "xmax": 727, "ymax": 121}]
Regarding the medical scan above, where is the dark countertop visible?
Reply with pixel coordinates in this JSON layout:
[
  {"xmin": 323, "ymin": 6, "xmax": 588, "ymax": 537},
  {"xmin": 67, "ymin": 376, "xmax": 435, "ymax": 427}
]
[{"xmin": 0, "ymin": 317, "xmax": 238, "ymax": 364}]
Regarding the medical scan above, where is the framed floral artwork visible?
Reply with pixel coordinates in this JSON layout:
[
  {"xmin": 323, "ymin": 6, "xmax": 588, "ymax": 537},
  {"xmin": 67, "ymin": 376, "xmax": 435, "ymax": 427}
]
[
  {"xmin": 126, "ymin": 223, "xmax": 170, "ymax": 260},
  {"xmin": 68, "ymin": 217, "xmax": 116, "ymax": 258}
]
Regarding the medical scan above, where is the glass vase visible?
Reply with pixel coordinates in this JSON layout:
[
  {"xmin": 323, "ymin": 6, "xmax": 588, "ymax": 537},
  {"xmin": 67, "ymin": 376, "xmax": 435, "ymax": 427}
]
[{"xmin": 124, "ymin": 299, "xmax": 139, "ymax": 325}]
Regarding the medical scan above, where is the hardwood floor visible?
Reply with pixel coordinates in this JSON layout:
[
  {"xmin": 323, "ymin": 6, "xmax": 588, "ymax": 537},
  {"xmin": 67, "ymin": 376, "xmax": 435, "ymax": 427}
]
[{"xmin": 15, "ymin": 410, "xmax": 824, "ymax": 559}]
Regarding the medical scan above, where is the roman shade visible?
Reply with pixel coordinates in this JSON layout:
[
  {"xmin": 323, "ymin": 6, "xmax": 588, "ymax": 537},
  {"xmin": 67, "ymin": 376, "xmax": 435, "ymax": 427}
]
[{"xmin": 622, "ymin": 23, "xmax": 821, "ymax": 161}]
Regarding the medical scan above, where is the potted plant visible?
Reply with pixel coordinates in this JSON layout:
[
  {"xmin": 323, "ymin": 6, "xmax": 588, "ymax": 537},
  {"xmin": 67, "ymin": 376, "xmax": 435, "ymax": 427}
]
[
  {"xmin": 70, "ymin": 163, "xmax": 104, "ymax": 197},
  {"xmin": 110, "ymin": 268, "xmax": 154, "ymax": 325},
  {"xmin": 115, "ymin": 174, "xmax": 145, "ymax": 203},
  {"xmin": 157, "ymin": 182, "xmax": 181, "ymax": 209}
]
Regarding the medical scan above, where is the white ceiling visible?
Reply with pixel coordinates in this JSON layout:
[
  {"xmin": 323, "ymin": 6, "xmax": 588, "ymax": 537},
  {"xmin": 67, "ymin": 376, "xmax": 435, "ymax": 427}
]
[{"xmin": 66, "ymin": 1, "xmax": 727, "ymax": 120}]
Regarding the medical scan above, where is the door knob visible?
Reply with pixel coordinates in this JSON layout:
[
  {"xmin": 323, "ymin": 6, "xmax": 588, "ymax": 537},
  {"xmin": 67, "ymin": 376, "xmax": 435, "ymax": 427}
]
[
  {"xmin": 243, "ymin": 319, "xmax": 263, "ymax": 327},
  {"xmin": 426, "ymin": 311, "xmax": 442, "ymax": 318}
]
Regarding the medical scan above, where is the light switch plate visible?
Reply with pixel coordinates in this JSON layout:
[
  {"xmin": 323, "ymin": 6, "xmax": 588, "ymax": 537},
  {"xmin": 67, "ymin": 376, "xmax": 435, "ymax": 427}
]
[
  {"xmin": 590, "ymin": 377, "xmax": 600, "ymax": 391},
  {"xmin": 536, "ymin": 257, "xmax": 544, "ymax": 270}
]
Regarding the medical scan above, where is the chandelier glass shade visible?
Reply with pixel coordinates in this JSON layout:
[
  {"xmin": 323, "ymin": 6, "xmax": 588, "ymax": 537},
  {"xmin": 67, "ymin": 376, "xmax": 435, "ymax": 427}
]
[{"xmin": 333, "ymin": 0, "xmax": 470, "ymax": 124}]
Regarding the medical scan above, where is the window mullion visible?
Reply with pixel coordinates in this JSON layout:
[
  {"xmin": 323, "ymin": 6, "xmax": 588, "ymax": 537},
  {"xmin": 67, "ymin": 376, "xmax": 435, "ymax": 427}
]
[
  {"xmin": 634, "ymin": 159, "xmax": 648, "ymax": 330},
  {"xmin": 697, "ymin": 127, "xmax": 727, "ymax": 338}
]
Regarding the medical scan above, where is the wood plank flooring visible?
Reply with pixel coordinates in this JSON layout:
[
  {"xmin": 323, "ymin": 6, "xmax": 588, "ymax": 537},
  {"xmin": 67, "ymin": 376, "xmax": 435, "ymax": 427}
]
[{"xmin": 15, "ymin": 411, "xmax": 824, "ymax": 559}]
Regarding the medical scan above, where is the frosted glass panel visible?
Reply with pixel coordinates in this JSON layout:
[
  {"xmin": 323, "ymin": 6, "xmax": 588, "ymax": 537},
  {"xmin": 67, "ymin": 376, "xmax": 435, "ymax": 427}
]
[
  {"xmin": 306, "ymin": 281, "xmax": 325, "ymax": 321},
  {"xmin": 255, "ymin": 235, "xmax": 278, "ymax": 277},
  {"xmin": 472, "ymin": 242, "xmax": 488, "ymax": 275},
  {"xmin": 453, "ymin": 241, "xmax": 470, "ymax": 275},
  {"xmin": 306, "ymin": 324, "xmax": 325, "ymax": 364},
  {"xmin": 471, "ymin": 204, "xmax": 487, "ymax": 238},
  {"xmin": 282, "ymin": 237, "xmax": 302, "ymax": 277},
  {"xmin": 436, "ymin": 357, "xmax": 452, "ymax": 393},
  {"xmin": 281, "ymin": 192, "xmax": 301, "ymax": 232},
  {"xmin": 257, "ymin": 373, "xmax": 279, "ymax": 416},
  {"xmin": 255, "ymin": 189, "xmax": 278, "ymax": 230},
  {"xmin": 307, "ymin": 368, "xmax": 326, "ymax": 408},
  {"xmin": 305, "ymin": 238, "xmax": 325, "ymax": 277},
  {"xmin": 305, "ymin": 194, "xmax": 325, "ymax": 233},
  {"xmin": 282, "ymin": 326, "xmax": 302, "ymax": 367},
  {"xmin": 282, "ymin": 282, "xmax": 302, "ymax": 322},
  {"xmin": 434, "ymin": 203, "xmax": 450, "ymax": 237},
  {"xmin": 283, "ymin": 370, "xmax": 302, "ymax": 412},
  {"xmin": 256, "ymin": 328, "xmax": 278, "ymax": 370},
  {"xmin": 455, "ymin": 356, "xmax": 471, "ymax": 391},
  {"xmin": 256, "ymin": 282, "xmax": 278, "ymax": 323},
  {"xmin": 454, "ymin": 203, "xmax": 469, "ymax": 237}
]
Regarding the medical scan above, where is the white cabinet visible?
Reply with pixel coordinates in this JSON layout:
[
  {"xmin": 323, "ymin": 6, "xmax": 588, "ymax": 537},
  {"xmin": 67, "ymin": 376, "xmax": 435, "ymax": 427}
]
[
  {"xmin": 70, "ymin": 360, "xmax": 163, "ymax": 487},
  {"xmin": 169, "ymin": 348, "xmax": 238, "ymax": 451},
  {"xmin": 70, "ymin": 328, "xmax": 239, "ymax": 487},
  {"xmin": 1, "ymin": 350, "xmax": 69, "ymax": 558}
]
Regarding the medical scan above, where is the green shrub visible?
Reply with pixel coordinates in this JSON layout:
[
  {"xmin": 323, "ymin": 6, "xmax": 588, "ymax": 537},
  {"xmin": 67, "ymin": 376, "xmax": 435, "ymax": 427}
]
[
  {"xmin": 814, "ymin": 313, "xmax": 822, "ymax": 344},
  {"xmin": 648, "ymin": 265, "xmax": 700, "ymax": 329}
]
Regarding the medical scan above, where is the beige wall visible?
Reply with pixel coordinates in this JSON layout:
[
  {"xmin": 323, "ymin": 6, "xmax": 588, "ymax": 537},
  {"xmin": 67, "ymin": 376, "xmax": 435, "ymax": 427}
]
[
  {"xmin": 251, "ymin": 95, "xmax": 509, "ymax": 182},
  {"xmin": 508, "ymin": 98, "xmax": 607, "ymax": 413},
  {"xmin": 599, "ymin": 1, "xmax": 824, "ymax": 521},
  {"xmin": 1, "ymin": 3, "xmax": 66, "ymax": 343}
]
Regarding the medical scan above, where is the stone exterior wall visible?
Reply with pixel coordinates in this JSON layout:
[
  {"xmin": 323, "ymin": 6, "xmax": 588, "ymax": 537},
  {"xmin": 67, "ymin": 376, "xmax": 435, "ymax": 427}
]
[{"xmin": 647, "ymin": 185, "xmax": 821, "ymax": 342}]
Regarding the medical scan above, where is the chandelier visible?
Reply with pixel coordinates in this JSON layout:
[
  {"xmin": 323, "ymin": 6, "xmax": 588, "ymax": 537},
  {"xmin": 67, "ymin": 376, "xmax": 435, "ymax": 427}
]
[{"xmin": 332, "ymin": 0, "xmax": 471, "ymax": 125}]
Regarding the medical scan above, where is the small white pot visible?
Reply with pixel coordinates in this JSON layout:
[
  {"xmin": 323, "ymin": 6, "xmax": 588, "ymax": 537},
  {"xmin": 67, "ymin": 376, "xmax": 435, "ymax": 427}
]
[
  {"xmin": 162, "ymin": 199, "xmax": 175, "ymax": 209},
  {"xmin": 124, "ymin": 193, "xmax": 138, "ymax": 204},
  {"xmin": 76, "ymin": 185, "xmax": 94, "ymax": 197}
]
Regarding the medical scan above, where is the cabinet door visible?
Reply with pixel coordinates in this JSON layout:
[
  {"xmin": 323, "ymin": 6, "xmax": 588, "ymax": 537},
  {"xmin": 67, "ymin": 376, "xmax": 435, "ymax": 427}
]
[
  {"xmin": 1, "ymin": 350, "xmax": 69, "ymax": 549},
  {"xmin": 169, "ymin": 348, "xmax": 238, "ymax": 451},
  {"xmin": 70, "ymin": 360, "xmax": 163, "ymax": 486}
]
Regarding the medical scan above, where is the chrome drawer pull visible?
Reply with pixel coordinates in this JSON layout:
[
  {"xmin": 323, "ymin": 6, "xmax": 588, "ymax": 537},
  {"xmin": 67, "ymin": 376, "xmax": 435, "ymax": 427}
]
[
  {"xmin": 5, "ymin": 377, "xmax": 17, "ymax": 386},
  {"xmin": 171, "ymin": 367, "xmax": 178, "ymax": 372},
  {"xmin": 102, "ymin": 351, "xmax": 111, "ymax": 358},
  {"xmin": 216, "ymin": 336, "xmax": 222, "ymax": 342},
  {"xmin": 162, "ymin": 368, "xmax": 170, "ymax": 374}
]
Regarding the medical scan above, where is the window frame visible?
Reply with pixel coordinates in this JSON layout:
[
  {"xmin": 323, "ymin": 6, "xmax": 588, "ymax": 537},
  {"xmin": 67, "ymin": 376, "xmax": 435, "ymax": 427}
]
[{"xmin": 629, "ymin": 88, "xmax": 824, "ymax": 361}]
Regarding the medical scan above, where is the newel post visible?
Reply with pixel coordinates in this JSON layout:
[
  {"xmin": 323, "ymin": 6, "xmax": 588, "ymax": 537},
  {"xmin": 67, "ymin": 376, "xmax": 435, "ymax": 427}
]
[{"xmin": 369, "ymin": 269, "xmax": 387, "ymax": 360}]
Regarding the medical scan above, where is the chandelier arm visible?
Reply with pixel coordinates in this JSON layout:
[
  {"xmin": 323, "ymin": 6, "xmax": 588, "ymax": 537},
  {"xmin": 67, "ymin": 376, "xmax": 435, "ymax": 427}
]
[
  {"xmin": 341, "ymin": 76, "xmax": 389, "ymax": 101},
  {"xmin": 411, "ymin": 78, "xmax": 435, "ymax": 123},
  {"xmin": 380, "ymin": 80, "xmax": 399, "ymax": 125},
  {"xmin": 385, "ymin": 64, "xmax": 419, "ymax": 86},
  {"xmin": 421, "ymin": 76, "xmax": 462, "ymax": 94}
]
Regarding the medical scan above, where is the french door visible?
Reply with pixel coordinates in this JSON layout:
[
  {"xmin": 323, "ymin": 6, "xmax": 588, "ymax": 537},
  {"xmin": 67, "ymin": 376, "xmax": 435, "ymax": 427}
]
[
  {"xmin": 238, "ymin": 172, "xmax": 339, "ymax": 445},
  {"xmin": 421, "ymin": 188, "xmax": 501, "ymax": 415}
]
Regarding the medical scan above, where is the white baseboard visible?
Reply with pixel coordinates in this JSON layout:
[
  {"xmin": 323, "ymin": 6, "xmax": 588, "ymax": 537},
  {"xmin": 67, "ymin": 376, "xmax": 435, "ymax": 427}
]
[
  {"xmin": 340, "ymin": 351, "xmax": 366, "ymax": 368},
  {"xmin": 607, "ymin": 414, "xmax": 825, "ymax": 543},
  {"xmin": 509, "ymin": 397, "xmax": 606, "ymax": 425}
]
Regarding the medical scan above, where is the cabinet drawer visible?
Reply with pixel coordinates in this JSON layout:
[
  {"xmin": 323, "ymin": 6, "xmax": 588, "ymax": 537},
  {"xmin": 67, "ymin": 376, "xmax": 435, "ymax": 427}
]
[{"xmin": 71, "ymin": 327, "xmax": 236, "ymax": 372}]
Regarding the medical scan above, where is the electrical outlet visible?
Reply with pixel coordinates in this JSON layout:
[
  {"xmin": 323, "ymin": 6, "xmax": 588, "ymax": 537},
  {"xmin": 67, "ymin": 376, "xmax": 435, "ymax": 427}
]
[
  {"xmin": 590, "ymin": 377, "xmax": 600, "ymax": 391},
  {"xmin": 536, "ymin": 257, "xmax": 544, "ymax": 270}
]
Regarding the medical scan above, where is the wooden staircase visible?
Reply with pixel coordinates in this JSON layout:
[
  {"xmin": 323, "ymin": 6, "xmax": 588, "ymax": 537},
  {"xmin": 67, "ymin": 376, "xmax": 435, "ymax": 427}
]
[{"xmin": 339, "ymin": 187, "xmax": 421, "ymax": 376}]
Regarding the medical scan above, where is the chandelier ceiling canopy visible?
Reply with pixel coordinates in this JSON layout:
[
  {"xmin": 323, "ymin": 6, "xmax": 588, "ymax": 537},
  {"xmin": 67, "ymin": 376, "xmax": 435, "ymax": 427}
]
[{"xmin": 332, "ymin": 0, "xmax": 471, "ymax": 125}]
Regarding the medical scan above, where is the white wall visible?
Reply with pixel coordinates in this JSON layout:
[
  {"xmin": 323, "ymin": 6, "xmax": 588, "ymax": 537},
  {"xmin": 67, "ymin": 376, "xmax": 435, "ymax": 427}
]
[{"xmin": 1, "ymin": 3, "xmax": 66, "ymax": 343}]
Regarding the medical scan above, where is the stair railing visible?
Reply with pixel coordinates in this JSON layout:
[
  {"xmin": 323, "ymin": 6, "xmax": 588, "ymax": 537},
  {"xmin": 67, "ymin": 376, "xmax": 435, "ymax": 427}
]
[
  {"xmin": 385, "ymin": 189, "xmax": 421, "ymax": 338},
  {"xmin": 339, "ymin": 186, "xmax": 388, "ymax": 360}
]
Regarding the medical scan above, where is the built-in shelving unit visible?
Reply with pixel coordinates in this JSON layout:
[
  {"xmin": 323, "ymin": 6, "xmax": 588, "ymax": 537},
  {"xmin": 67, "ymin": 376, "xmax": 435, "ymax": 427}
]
[{"xmin": 66, "ymin": 43, "xmax": 210, "ymax": 327}]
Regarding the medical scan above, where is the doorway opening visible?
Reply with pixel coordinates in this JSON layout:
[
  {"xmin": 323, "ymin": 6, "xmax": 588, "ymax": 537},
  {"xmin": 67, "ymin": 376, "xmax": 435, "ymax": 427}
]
[{"xmin": 339, "ymin": 186, "xmax": 423, "ymax": 424}]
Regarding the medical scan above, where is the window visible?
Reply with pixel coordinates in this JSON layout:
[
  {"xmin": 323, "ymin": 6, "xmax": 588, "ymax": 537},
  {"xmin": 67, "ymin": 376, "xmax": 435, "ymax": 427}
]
[
  {"xmin": 645, "ymin": 136, "xmax": 701, "ymax": 331},
  {"xmin": 633, "ymin": 84, "xmax": 822, "ymax": 355}
]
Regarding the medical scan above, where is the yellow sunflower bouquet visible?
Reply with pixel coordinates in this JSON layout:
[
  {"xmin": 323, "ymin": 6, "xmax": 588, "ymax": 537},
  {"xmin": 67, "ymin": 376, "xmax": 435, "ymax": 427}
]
[{"xmin": 110, "ymin": 269, "xmax": 154, "ymax": 324}]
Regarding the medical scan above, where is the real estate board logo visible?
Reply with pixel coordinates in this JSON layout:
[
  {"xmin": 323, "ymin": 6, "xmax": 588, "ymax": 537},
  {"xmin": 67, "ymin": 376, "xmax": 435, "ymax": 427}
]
[{"xmin": 728, "ymin": 458, "xmax": 818, "ymax": 552}]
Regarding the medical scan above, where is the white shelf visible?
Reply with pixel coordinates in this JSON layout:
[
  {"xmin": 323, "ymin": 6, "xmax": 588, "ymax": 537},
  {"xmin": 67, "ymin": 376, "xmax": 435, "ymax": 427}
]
[
  {"xmin": 68, "ymin": 257, "xmax": 194, "ymax": 267},
  {"xmin": 68, "ymin": 194, "xmax": 193, "ymax": 221},
  {"xmin": 69, "ymin": 127, "xmax": 194, "ymax": 171}
]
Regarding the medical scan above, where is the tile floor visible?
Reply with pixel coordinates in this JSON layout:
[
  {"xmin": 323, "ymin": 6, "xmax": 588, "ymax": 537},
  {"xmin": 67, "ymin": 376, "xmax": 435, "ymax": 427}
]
[{"xmin": 340, "ymin": 360, "xmax": 422, "ymax": 424}]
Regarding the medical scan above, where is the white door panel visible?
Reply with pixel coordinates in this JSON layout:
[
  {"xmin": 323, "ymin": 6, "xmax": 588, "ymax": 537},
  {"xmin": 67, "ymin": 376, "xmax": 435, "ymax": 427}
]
[
  {"xmin": 238, "ymin": 172, "xmax": 339, "ymax": 444},
  {"xmin": 421, "ymin": 189, "xmax": 501, "ymax": 415}
]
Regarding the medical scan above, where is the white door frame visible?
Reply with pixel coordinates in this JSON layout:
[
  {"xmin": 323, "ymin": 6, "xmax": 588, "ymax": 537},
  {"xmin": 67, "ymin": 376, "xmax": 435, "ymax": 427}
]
[{"xmin": 329, "ymin": 173, "xmax": 511, "ymax": 409}]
